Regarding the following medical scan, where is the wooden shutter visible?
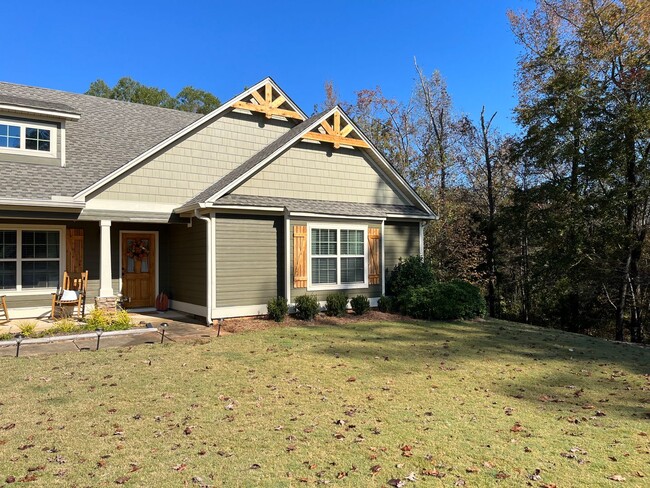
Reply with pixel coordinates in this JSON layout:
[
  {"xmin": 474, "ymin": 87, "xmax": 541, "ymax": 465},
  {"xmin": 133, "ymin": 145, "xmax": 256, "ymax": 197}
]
[
  {"xmin": 293, "ymin": 225, "xmax": 307, "ymax": 288},
  {"xmin": 368, "ymin": 227, "xmax": 380, "ymax": 285},
  {"xmin": 66, "ymin": 228, "xmax": 84, "ymax": 274}
]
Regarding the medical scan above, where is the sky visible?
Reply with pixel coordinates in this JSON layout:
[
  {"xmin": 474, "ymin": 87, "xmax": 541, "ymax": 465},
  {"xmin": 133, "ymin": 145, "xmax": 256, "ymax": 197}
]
[{"xmin": 0, "ymin": 0, "xmax": 535, "ymax": 134}]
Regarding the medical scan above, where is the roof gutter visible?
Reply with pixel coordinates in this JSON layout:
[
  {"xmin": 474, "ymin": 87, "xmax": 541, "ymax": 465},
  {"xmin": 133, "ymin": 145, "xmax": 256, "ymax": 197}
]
[{"xmin": 0, "ymin": 198, "xmax": 85, "ymax": 210}]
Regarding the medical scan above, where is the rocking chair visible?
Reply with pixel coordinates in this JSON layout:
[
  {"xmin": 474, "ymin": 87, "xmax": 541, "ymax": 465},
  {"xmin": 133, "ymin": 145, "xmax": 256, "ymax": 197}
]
[{"xmin": 51, "ymin": 271, "xmax": 88, "ymax": 319}]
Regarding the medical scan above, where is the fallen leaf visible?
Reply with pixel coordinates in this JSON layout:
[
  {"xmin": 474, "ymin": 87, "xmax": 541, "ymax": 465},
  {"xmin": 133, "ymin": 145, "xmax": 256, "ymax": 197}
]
[
  {"xmin": 466, "ymin": 467, "xmax": 480, "ymax": 473},
  {"xmin": 387, "ymin": 479, "xmax": 405, "ymax": 487},
  {"xmin": 607, "ymin": 475, "xmax": 625, "ymax": 482},
  {"xmin": 172, "ymin": 463, "xmax": 187, "ymax": 472},
  {"xmin": 250, "ymin": 463, "xmax": 261, "ymax": 469},
  {"xmin": 115, "ymin": 476, "xmax": 130, "ymax": 484},
  {"xmin": 370, "ymin": 464, "xmax": 381, "ymax": 474},
  {"xmin": 495, "ymin": 471, "xmax": 510, "ymax": 479},
  {"xmin": 510, "ymin": 422, "xmax": 524, "ymax": 432},
  {"xmin": 422, "ymin": 469, "xmax": 445, "ymax": 478}
]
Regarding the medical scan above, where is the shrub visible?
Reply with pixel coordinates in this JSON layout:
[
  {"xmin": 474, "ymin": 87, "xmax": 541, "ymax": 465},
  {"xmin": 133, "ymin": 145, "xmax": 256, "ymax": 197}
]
[
  {"xmin": 294, "ymin": 294, "xmax": 320, "ymax": 321},
  {"xmin": 0, "ymin": 332, "xmax": 13, "ymax": 341},
  {"xmin": 325, "ymin": 292, "xmax": 348, "ymax": 317},
  {"xmin": 50, "ymin": 318, "xmax": 79, "ymax": 335},
  {"xmin": 267, "ymin": 296, "xmax": 288, "ymax": 322},
  {"xmin": 399, "ymin": 281, "xmax": 486, "ymax": 320},
  {"xmin": 108, "ymin": 309, "xmax": 134, "ymax": 331},
  {"xmin": 387, "ymin": 255, "xmax": 437, "ymax": 296},
  {"xmin": 350, "ymin": 295, "xmax": 370, "ymax": 315},
  {"xmin": 18, "ymin": 321, "xmax": 37, "ymax": 337},
  {"xmin": 84, "ymin": 308, "xmax": 111, "ymax": 330},
  {"xmin": 377, "ymin": 295, "xmax": 396, "ymax": 313}
]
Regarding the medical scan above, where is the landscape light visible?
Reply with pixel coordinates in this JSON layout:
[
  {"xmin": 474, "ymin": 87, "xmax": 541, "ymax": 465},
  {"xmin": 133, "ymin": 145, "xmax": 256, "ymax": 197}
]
[
  {"xmin": 159, "ymin": 322, "xmax": 168, "ymax": 344},
  {"xmin": 15, "ymin": 334, "xmax": 24, "ymax": 358},
  {"xmin": 217, "ymin": 318, "xmax": 224, "ymax": 337},
  {"xmin": 95, "ymin": 328, "xmax": 103, "ymax": 350}
]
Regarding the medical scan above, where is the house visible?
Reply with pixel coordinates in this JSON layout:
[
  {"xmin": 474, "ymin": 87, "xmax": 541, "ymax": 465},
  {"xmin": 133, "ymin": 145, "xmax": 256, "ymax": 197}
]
[{"xmin": 0, "ymin": 78, "xmax": 435, "ymax": 323}]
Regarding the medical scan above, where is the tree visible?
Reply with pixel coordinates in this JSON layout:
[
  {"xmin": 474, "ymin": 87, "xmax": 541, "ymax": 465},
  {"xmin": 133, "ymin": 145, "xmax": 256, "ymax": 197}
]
[
  {"xmin": 85, "ymin": 77, "xmax": 221, "ymax": 114},
  {"xmin": 175, "ymin": 86, "xmax": 221, "ymax": 115},
  {"xmin": 509, "ymin": 0, "xmax": 650, "ymax": 341}
]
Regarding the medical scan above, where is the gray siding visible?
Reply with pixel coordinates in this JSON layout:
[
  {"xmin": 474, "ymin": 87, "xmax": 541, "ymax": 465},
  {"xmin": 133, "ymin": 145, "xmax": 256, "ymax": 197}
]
[
  {"xmin": 90, "ymin": 111, "xmax": 294, "ymax": 205},
  {"xmin": 289, "ymin": 220, "xmax": 382, "ymax": 303},
  {"xmin": 169, "ymin": 220, "xmax": 207, "ymax": 306},
  {"xmin": 234, "ymin": 142, "xmax": 408, "ymax": 205},
  {"xmin": 384, "ymin": 221, "xmax": 420, "ymax": 275},
  {"xmin": 215, "ymin": 215, "xmax": 281, "ymax": 307}
]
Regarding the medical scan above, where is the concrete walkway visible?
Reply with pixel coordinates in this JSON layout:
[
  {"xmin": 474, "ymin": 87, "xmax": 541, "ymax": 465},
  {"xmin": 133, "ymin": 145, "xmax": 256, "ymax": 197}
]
[{"xmin": 0, "ymin": 310, "xmax": 219, "ymax": 357}]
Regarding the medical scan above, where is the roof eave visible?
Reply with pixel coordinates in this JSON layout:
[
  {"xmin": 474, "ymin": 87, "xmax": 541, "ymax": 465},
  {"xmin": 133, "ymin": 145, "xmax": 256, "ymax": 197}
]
[
  {"xmin": 0, "ymin": 198, "xmax": 86, "ymax": 210},
  {"xmin": 0, "ymin": 103, "xmax": 81, "ymax": 121}
]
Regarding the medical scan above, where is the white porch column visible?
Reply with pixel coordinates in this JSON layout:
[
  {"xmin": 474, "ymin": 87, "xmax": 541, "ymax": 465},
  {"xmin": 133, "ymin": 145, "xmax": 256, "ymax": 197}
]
[{"xmin": 99, "ymin": 220, "xmax": 114, "ymax": 297}]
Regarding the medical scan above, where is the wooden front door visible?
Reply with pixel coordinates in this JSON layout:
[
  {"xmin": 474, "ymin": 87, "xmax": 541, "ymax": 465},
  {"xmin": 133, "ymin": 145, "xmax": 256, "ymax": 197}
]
[{"xmin": 121, "ymin": 232, "xmax": 156, "ymax": 308}]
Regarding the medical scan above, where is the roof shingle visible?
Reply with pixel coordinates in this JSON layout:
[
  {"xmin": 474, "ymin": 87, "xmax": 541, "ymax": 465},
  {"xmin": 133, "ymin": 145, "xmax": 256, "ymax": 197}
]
[{"xmin": 0, "ymin": 82, "xmax": 202, "ymax": 201}]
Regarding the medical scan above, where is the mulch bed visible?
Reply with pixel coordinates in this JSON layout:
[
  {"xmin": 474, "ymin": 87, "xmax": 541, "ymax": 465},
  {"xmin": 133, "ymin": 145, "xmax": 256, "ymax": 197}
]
[{"xmin": 220, "ymin": 310, "xmax": 414, "ymax": 334}]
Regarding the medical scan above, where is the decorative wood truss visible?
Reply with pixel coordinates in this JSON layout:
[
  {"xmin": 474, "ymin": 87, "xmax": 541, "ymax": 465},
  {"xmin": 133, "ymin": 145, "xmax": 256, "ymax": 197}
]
[
  {"xmin": 302, "ymin": 110, "xmax": 369, "ymax": 149},
  {"xmin": 231, "ymin": 82, "xmax": 303, "ymax": 120}
]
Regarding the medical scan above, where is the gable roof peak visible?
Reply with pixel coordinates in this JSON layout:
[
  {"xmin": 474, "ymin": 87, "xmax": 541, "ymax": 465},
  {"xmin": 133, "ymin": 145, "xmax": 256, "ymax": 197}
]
[{"xmin": 230, "ymin": 78, "xmax": 306, "ymax": 121}]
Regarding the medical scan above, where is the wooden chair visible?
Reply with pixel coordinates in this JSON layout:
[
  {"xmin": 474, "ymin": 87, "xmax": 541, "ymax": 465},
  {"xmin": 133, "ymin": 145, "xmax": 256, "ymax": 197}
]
[
  {"xmin": 51, "ymin": 271, "xmax": 89, "ymax": 319},
  {"xmin": 0, "ymin": 295, "xmax": 8, "ymax": 323}
]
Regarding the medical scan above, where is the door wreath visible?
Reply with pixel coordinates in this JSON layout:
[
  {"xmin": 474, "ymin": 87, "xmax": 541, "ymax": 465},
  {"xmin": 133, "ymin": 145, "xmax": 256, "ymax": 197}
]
[{"xmin": 127, "ymin": 239, "xmax": 150, "ymax": 260}]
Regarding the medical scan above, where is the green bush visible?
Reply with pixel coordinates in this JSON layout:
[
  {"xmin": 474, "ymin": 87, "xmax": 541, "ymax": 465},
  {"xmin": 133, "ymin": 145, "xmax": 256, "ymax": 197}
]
[
  {"xmin": 0, "ymin": 332, "xmax": 13, "ymax": 341},
  {"xmin": 377, "ymin": 295, "xmax": 396, "ymax": 313},
  {"xmin": 107, "ymin": 310, "xmax": 134, "ymax": 331},
  {"xmin": 49, "ymin": 319, "xmax": 80, "ymax": 335},
  {"xmin": 294, "ymin": 294, "xmax": 320, "ymax": 321},
  {"xmin": 387, "ymin": 255, "xmax": 437, "ymax": 296},
  {"xmin": 267, "ymin": 296, "xmax": 288, "ymax": 322},
  {"xmin": 399, "ymin": 280, "xmax": 486, "ymax": 320},
  {"xmin": 18, "ymin": 321, "xmax": 37, "ymax": 337},
  {"xmin": 350, "ymin": 295, "xmax": 370, "ymax": 315},
  {"xmin": 84, "ymin": 308, "xmax": 111, "ymax": 330},
  {"xmin": 325, "ymin": 292, "xmax": 348, "ymax": 317},
  {"xmin": 84, "ymin": 308, "xmax": 135, "ymax": 331}
]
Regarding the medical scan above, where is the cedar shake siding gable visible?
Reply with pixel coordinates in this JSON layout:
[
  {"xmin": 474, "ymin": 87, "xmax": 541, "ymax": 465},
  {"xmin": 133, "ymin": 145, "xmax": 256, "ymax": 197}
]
[
  {"xmin": 88, "ymin": 111, "xmax": 296, "ymax": 206},
  {"xmin": 231, "ymin": 141, "xmax": 408, "ymax": 205}
]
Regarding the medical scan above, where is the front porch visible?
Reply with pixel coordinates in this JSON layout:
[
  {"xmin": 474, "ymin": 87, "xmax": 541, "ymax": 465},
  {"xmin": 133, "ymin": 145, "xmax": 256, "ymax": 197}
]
[{"xmin": 1, "ymin": 217, "xmax": 208, "ymax": 322}]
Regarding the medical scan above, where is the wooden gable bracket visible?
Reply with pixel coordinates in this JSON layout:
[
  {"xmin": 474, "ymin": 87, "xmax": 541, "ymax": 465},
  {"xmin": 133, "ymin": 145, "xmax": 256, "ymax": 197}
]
[
  {"xmin": 302, "ymin": 111, "xmax": 369, "ymax": 149},
  {"xmin": 231, "ymin": 82, "xmax": 303, "ymax": 120}
]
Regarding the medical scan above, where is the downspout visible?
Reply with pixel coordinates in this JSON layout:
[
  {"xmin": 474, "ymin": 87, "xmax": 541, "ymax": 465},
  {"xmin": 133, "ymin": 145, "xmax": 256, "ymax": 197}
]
[
  {"xmin": 195, "ymin": 209, "xmax": 213, "ymax": 325},
  {"xmin": 381, "ymin": 219, "xmax": 386, "ymax": 297}
]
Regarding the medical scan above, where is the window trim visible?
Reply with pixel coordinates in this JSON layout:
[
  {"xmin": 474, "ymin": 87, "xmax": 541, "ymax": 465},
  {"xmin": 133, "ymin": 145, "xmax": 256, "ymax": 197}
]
[
  {"xmin": 0, "ymin": 118, "xmax": 57, "ymax": 158},
  {"xmin": 306, "ymin": 222, "xmax": 368, "ymax": 291},
  {"xmin": 0, "ymin": 224, "xmax": 65, "ymax": 294}
]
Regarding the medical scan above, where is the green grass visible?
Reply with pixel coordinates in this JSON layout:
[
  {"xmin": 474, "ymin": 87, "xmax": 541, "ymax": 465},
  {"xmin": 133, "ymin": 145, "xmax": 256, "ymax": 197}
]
[{"xmin": 0, "ymin": 318, "xmax": 648, "ymax": 486}]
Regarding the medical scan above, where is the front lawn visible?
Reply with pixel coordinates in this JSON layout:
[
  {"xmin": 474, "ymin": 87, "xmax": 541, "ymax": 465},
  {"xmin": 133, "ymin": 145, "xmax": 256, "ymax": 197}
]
[{"xmin": 0, "ymin": 318, "xmax": 648, "ymax": 486}]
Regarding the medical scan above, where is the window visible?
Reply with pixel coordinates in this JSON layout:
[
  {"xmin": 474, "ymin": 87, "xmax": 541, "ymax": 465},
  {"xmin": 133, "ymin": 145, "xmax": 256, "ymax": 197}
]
[
  {"xmin": 0, "ymin": 229, "xmax": 62, "ymax": 290},
  {"xmin": 308, "ymin": 225, "xmax": 367, "ymax": 289},
  {"xmin": 0, "ymin": 119, "xmax": 56, "ymax": 156}
]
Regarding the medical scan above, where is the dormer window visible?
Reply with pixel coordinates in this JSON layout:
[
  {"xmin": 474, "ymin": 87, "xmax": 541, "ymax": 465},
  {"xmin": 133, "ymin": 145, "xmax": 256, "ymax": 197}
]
[{"xmin": 0, "ymin": 119, "xmax": 56, "ymax": 156}]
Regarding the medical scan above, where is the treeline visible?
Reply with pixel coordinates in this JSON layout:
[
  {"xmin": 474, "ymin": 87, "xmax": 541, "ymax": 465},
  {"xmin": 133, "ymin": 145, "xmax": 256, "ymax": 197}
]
[
  {"xmin": 326, "ymin": 0, "xmax": 649, "ymax": 342},
  {"xmin": 86, "ymin": 77, "xmax": 220, "ymax": 114}
]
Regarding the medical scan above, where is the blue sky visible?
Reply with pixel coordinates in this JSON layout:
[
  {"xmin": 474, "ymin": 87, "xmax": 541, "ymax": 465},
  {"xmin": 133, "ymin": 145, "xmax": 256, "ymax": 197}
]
[{"xmin": 1, "ymin": 0, "xmax": 534, "ymax": 133}]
